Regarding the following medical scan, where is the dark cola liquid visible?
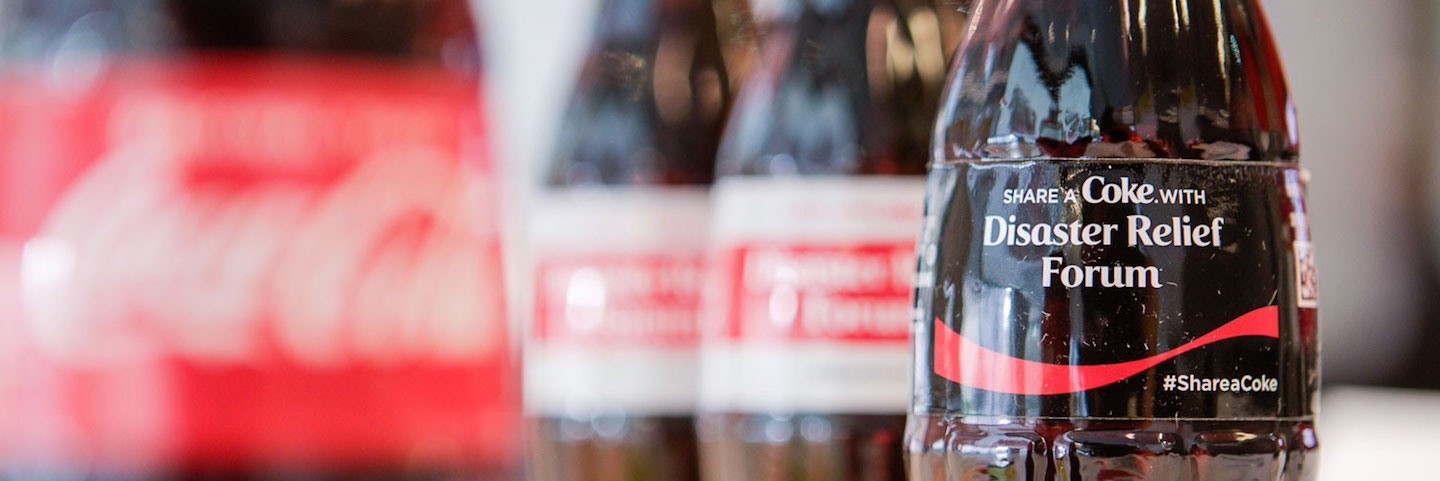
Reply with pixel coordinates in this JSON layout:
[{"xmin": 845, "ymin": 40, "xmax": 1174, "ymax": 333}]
[
  {"xmin": 526, "ymin": 0, "xmax": 731, "ymax": 480},
  {"xmin": 698, "ymin": 414, "xmax": 909, "ymax": 481},
  {"xmin": 697, "ymin": 0, "xmax": 944, "ymax": 480},
  {"xmin": 909, "ymin": 1, "xmax": 1317, "ymax": 480},
  {"xmin": 907, "ymin": 418, "xmax": 1318, "ymax": 480}
]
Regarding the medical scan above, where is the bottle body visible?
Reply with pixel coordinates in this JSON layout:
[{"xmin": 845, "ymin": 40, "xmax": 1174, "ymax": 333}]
[
  {"xmin": 697, "ymin": 0, "xmax": 944, "ymax": 479},
  {"xmin": 523, "ymin": 0, "xmax": 732, "ymax": 479},
  {"xmin": 0, "ymin": 1, "xmax": 514, "ymax": 480},
  {"xmin": 699, "ymin": 177, "xmax": 921, "ymax": 481},
  {"xmin": 526, "ymin": 187, "xmax": 712, "ymax": 481},
  {"xmin": 908, "ymin": 1, "xmax": 1318, "ymax": 480},
  {"xmin": 908, "ymin": 161, "xmax": 1318, "ymax": 481}
]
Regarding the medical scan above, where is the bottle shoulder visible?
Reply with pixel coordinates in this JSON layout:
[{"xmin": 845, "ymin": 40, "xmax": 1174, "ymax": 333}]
[
  {"xmin": 547, "ymin": 2, "xmax": 732, "ymax": 187},
  {"xmin": 717, "ymin": 4, "xmax": 936, "ymax": 177},
  {"xmin": 934, "ymin": 0, "xmax": 1299, "ymax": 163}
]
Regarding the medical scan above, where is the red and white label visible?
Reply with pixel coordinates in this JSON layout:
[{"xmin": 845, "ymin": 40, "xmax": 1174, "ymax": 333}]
[
  {"xmin": 710, "ymin": 243, "xmax": 914, "ymax": 342},
  {"xmin": 526, "ymin": 187, "xmax": 709, "ymax": 415},
  {"xmin": 0, "ymin": 57, "xmax": 515, "ymax": 473},
  {"xmin": 535, "ymin": 255, "xmax": 704, "ymax": 345},
  {"xmin": 700, "ymin": 176, "xmax": 924, "ymax": 413}
]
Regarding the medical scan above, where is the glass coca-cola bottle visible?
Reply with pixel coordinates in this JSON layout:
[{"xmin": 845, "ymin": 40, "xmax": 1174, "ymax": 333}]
[
  {"xmin": 908, "ymin": 0, "xmax": 1318, "ymax": 480},
  {"xmin": 522, "ymin": 0, "xmax": 731, "ymax": 480},
  {"xmin": 695, "ymin": 0, "xmax": 943, "ymax": 480},
  {"xmin": 0, "ymin": 1, "xmax": 514, "ymax": 479}
]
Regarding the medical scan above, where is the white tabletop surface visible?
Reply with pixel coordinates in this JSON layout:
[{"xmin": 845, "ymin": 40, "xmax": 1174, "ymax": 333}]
[{"xmin": 1320, "ymin": 386, "xmax": 1440, "ymax": 479}]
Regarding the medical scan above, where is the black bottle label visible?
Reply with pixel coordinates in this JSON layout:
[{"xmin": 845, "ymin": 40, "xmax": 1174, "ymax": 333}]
[{"xmin": 915, "ymin": 159, "xmax": 1317, "ymax": 419}]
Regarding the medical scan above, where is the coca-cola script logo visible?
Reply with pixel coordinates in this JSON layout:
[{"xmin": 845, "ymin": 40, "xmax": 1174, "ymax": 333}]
[{"xmin": 20, "ymin": 96, "xmax": 504, "ymax": 368}]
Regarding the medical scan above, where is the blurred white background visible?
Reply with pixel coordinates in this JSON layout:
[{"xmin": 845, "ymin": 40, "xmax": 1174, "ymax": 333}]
[{"xmin": 1266, "ymin": 0, "xmax": 1428, "ymax": 386}]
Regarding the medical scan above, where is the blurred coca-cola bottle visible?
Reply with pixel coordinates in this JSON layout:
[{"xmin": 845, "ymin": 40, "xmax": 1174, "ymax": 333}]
[
  {"xmin": 0, "ymin": 1, "xmax": 516, "ymax": 479},
  {"xmin": 523, "ymin": 0, "xmax": 731, "ymax": 480},
  {"xmin": 695, "ymin": 0, "xmax": 942, "ymax": 479},
  {"xmin": 714, "ymin": 0, "xmax": 954, "ymax": 96},
  {"xmin": 712, "ymin": 0, "xmax": 759, "ymax": 92},
  {"xmin": 927, "ymin": 0, "xmax": 966, "ymax": 58}
]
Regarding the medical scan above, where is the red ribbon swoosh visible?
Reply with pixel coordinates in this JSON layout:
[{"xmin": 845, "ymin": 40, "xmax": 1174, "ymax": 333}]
[{"xmin": 933, "ymin": 306, "xmax": 1279, "ymax": 395}]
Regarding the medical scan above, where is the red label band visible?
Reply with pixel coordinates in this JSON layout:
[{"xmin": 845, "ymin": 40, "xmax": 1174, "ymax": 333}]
[
  {"xmin": 932, "ymin": 306, "xmax": 1279, "ymax": 395},
  {"xmin": 0, "ymin": 57, "xmax": 515, "ymax": 471},
  {"xmin": 710, "ymin": 242, "xmax": 914, "ymax": 342},
  {"xmin": 534, "ymin": 255, "xmax": 705, "ymax": 346}
]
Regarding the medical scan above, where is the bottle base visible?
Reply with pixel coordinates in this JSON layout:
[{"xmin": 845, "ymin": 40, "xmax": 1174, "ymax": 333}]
[
  {"xmin": 905, "ymin": 414, "xmax": 1319, "ymax": 481},
  {"xmin": 526, "ymin": 415, "xmax": 698, "ymax": 481},
  {"xmin": 697, "ymin": 412, "xmax": 906, "ymax": 481}
]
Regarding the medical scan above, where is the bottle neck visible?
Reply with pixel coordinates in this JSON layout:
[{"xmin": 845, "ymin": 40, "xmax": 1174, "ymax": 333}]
[
  {"xmin": 778, "ymin": 0, "xmax": 882, "ymax": 61},
  {"xmin": 942, "ymin": 0, "xmax": 1294, "ymax": 161},
  {"xmin": 555, "ymin": 0, "xmax": 730, "ymax": 186},
  {"xmin": 716, "ymin": 0, "xmax": 934, "ymax": 176}
]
